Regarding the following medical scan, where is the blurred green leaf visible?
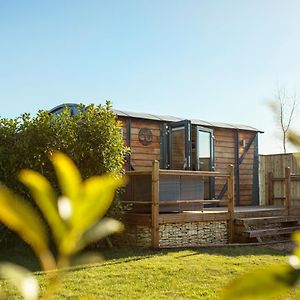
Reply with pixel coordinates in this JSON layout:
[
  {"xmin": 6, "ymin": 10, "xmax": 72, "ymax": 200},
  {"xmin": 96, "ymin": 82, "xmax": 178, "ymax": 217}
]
[
  {"xmin": 50, "ymin": 151, "xmax": 82, "ymax": 208},
  {"xmin": 221, "ymin": 264, "xmax": 300, "ymax": 300},
  {"xmin": 288, "ymin": 131, "xmax": 300, "ymax": 147},
  {"xmin": 70, "ymin": 252, "xmax": 103, "ymax": 267},
  {"xmin": 19, "ymin": 169, "xmax": 67, "ymax": 245},
  {"xmin": 0, "ymin": 263, "xmax": 39, "ymax": 300},
  {"xmin": 59, "ymin": 175, "xmax": 125, "ymax": 256},
  {"xmin": 0, "ymin": 186, "xmax": 49, "ymax": 255},
  {"xmin": 293, "ymin": 232, "xmax": 300, "ymax": 244},
  {"xmin": 76, "ymin": 218, "xmax": 124, "ymax": 252},
  {"xmin": 48, "ymin": 153, "xmax": 126, "ymax": 256},
  {"xmin": 73, "ymin": 175, "xmax": 125, "ymax": 230}
]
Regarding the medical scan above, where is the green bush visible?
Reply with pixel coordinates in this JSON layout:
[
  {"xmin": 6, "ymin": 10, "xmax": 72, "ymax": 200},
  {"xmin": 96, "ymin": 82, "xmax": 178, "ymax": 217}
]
[{"xmin": 0, "ymin": 101, "xmax": 128, "ymax": 220}]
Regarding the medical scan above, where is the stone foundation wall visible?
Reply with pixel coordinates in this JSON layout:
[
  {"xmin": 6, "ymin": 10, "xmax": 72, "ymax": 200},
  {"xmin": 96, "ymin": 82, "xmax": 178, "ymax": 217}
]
[
  {"xmin": 112, "ymin": 225, "xmax": 152, "ymax": 248},
  {"xmin": 113, "ymin": 221, "xmax": 228, "ymax": 248},
  {"xmin": 159, "ymin": 221, "xmax": 227, "ymax": 247}
]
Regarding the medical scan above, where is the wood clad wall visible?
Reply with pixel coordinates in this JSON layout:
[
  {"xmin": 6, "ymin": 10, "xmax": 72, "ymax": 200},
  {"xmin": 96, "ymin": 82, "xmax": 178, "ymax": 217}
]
[
  {"xmin": 259, "ymin": 153, "xmax": 300, "ymax": 206},
  {"xmin": 214, "ymin": 128, "xmax": 256, "ymax": 206},
  {"xmin": 238, "ymin": 130, "xmax": 256, "ymax": 206},
  {"xmin": 119, "ymin": 116, "xmax": 257, "ymax": 205},
  {"xmin": 119, "ymin": 117, "xmax": 161, "ymax": 171},
  {"xmin": 214, "ymin": 128, "xmax": 234, "ymax": 201}
]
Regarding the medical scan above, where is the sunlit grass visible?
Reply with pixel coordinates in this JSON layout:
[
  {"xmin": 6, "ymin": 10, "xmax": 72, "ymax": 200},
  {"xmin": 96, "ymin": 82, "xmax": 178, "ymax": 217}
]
[{"xmin": 0, "ymin": 245, "xmax": 290, "ymax": 299}]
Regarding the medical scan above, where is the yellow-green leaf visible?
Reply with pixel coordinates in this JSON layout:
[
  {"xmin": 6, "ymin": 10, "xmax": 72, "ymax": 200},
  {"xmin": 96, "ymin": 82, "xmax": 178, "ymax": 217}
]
[
  {"xmin": 288, "ymin": 131, "xmax": 300, "ymax": 147},
  {"xmin": 61, "ymin": 218, "xmax": 123, "ymax": 256},
  {"xmin": 50, "ymin": 151, "xmax": 82, "ymax": 206},
  {"xmin": 59, "ymin": 175, "xmax": 124, "ymax": 255},
  {"xmin": 19, "ymin": 169, "xmax": 67, "ymax": 244},
  {"xmin": 72, "ymin": 175, "xmax": 125, "ymax": 230},
  {"xmin": 76, "ymin": 218, "xmax": 124, "ymax": 252},
  {"xmin": 221, "ymin": 264, "xmax": 300, "ymax": 300},
  {"xmin": 0, "ymin": 263, "xmax": 39, "ymax": 300},
  {"xmin": 70, "ymin": 252, "xmax": 103, "ymax": 267},
  {"xmin": 293, "ymin": 231, "xmax": 300, "ymax": 244},
  {"xmin": 0, "ymin": 186, "xmax": 49, "ymax": 254}
]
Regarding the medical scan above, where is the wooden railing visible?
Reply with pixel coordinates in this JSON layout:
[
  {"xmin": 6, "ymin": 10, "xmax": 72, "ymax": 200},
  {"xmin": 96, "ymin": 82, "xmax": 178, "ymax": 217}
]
[
  {"xmin": 123, "ymin": 161, "xmax": 235, "ymax": 248},
  {"xmin": 268, "ymin": 167, "xmax": 300, "ymax": 214}
]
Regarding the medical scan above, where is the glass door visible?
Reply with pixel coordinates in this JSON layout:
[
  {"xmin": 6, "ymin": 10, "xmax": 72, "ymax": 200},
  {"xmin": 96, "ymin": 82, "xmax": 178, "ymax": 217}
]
[
  {"xmin": 195, "ymin": 126, "xmax": 215, "ymax": 198},
  {"xmin": 169, "ymin": 120, "xmax": 192, "ymax": 170}
]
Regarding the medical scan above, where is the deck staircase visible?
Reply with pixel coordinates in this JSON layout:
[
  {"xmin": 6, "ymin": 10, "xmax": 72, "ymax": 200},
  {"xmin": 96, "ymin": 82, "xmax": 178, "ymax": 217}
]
[{"xmin": 234, "ymin": 215, "xmax": 300, "ymax": 243}]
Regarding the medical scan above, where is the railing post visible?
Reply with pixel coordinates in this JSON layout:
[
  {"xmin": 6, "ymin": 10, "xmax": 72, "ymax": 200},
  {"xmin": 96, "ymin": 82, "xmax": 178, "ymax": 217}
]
[
  {"xmin": 151, "ymin": 160, "xmax": 160, "ymax": 249},
  {"xmin": 268, "ymin": 172, "xmax": 274, "ymax": 205},
  {"xmin": 285, "ymin": 167, "xmax": 291, "ymax": 216},
  {"xmin": 227, "ymin": 164, "xmax": 235, "ymax": 243}
]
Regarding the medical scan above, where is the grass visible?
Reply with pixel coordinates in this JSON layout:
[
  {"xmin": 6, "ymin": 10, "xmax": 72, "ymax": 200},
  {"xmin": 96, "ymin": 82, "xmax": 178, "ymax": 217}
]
[{"xmin": 0, "ymin": 244, "xmax": 292, "ymax": 299}]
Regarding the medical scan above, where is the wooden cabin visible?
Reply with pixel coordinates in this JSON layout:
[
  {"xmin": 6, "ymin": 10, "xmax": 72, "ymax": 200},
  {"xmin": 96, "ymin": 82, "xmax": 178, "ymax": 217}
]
[
  {"xmin": 50, "ymin": 104, "xmax": 300, "ymax": 247},
  {"xmin": 50, "ymin": 104, "xmax": 262, "ymax": 207},
  {"xmin": 115, "ymin": 109, "xmax": 262, "ymax": 208}
]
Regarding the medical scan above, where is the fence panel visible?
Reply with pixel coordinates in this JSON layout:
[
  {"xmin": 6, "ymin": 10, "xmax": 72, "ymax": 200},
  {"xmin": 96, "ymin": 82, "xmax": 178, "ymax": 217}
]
[{"xmin": 260, "ymin": 153, "xmax": 300, "ymax": 205}]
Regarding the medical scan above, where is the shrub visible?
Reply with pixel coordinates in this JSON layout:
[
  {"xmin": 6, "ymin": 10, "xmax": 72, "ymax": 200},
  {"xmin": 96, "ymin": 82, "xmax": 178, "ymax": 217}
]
[{"xmin": 0, "ymin": 101, "xmax": 128, "ymax": 220}]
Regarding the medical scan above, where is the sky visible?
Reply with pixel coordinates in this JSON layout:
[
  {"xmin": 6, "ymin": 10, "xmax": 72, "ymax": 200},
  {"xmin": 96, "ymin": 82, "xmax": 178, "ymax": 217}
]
[{"xmin": 1, "ymin": 1, "xmax": 300, "ymax": 154}]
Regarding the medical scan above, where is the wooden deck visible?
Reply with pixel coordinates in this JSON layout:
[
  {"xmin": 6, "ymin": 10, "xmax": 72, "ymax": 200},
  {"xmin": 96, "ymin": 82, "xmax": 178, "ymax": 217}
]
[
  {"xmin": 123, "ymin": 162, "xmax": 300, "ymax": 248},
  {"xmin": 124, "ymin": 206, "xmax": 290, "ymax": 225}
]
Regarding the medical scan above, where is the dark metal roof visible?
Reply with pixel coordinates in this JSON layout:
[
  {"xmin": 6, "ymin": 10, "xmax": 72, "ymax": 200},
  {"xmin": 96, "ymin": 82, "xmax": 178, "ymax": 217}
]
[
  {"xmin": 49, "ymin": 104, "xmax": 263, "ymax": 133},
  {"xmin": 113, "ymin": 109, "xmax": 263, "ymax": 133},
  {"xmin": 49, "ymin": 103, "xmax": 79, "ymax": 114}
]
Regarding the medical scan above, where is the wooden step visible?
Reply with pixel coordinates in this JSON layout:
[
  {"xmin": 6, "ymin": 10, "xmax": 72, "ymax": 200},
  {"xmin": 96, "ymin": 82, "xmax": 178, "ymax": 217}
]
[
  {"xmin": 235, "ymin": 209, "xmax": 286, "ymax": 218},
  {"xmin": 235, "ymin": 216, "xmax": 300, "ymax": 226},
  {"xmin": 244, "ymin": 226, "xmax": 300, "ymax": 238}
]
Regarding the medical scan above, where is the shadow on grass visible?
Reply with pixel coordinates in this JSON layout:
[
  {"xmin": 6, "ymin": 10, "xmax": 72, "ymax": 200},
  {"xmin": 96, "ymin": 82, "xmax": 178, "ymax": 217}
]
[
  {"xmin": 0, "ymin": 242, "xmax": 290, "ymax": 273},
  {"xmin": 172, "ymin": 245, "xmax": 291, "ymax": 259},
  {"xmin": 64, "ymin": 244, "xmax": 290, "ymax": 274},
  {"xmin": 101, "ymin": 244, "xmax": 289, "ymax": 262},
  {"xmin": 0, "ymin": 239, "xmax": 40, "ymax": 272}
]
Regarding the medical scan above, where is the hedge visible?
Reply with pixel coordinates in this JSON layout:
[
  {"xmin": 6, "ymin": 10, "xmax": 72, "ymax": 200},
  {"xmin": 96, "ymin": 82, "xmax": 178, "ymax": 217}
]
[{"xmin": 0, "ymin": 101, "xmax": 128, "ymax": 220}]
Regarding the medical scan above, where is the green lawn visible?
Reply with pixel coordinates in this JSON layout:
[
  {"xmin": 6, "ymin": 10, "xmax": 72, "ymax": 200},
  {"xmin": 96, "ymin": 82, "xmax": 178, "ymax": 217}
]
[{"xmin": 0, "ymin": 244, "xmax": 292, "ymax": 299}]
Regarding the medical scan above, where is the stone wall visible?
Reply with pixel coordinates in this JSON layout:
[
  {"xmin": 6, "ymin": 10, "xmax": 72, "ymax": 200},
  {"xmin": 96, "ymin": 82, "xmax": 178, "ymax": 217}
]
[
  {"xmin": 112, "ymin": 224, "xmax": 152, "ymax": 248},
  {"xmin": 113, "ymin": 221, "xmax": 228, "ymax": 248},
  {"xmin": 159, "ymin": 221, "xmax": 227, "ymax": 247}
]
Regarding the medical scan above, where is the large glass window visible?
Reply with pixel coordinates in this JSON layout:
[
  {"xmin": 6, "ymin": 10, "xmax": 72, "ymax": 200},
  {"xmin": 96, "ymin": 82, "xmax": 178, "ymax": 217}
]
[
  {"xmin": 170, "ymin": 126, "xmax": 186, "ymax": 170},
  {"xmin": 168, "ymin": 120, "xmax": 191, "ymax": 170},
  {"xmin": 197, "ymin": 130, "xmax": 212, "ymax": 171},
  {"xmin": 195, "ymin": 126, "xmax": 215, "ymax": 199}
]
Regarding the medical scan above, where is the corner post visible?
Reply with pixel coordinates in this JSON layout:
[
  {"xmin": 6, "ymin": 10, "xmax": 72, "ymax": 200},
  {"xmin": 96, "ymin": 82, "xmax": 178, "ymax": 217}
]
[
  {"xmin": 151, "ymin": 160, "xmax": 160, "ymax": 249},
  {"xmin": 227, "ymin": 164, "xmax": 235, "ymax": 243},
  {"xmin": 268, "ymin": 172, "xmax": 274, "ymax": 205},
  {"xmin": 285, "ymin": 167, "xmax": 291, "ymax": 216}
]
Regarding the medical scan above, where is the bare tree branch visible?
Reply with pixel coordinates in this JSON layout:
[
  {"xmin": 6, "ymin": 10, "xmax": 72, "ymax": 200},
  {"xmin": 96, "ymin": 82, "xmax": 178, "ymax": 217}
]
[{"xmin": 271, "ymin": 86, "xmax": 299, "ymax": 153}]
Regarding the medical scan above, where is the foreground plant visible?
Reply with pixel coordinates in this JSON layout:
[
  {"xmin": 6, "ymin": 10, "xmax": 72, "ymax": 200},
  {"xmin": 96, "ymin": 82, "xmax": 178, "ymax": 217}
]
[
  {"xmin": 0, "ymin": 152, "xmax": 125, "ymax": 299},
  {"xmin": 222, "ymin": 132, "xmax": 300, "ymax": 300}
]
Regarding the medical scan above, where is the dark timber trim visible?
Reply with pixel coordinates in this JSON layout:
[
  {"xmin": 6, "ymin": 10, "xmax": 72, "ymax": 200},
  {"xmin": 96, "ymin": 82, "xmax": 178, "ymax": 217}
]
[
  {"xmin": 126, "ymin": 119, "xmax": 131, "ymax": 171},
  {"xmin": 252, "ymin": 133, "xmax": 259, "ymax": 205},
  {"xmin": 217, "ymin": 132, "xmax": 257, "ymax": 200},
  {"xmin": 238, "ymin": 133, "xmax": 256, "ymax": 165},
  {"xmin": 168, "ymin": 120, "xmax": 192, "ymax": 170},
  {"xmin": 234, "ymin": 130, "xmax": 240, "ymax": 205},
  {"xmin": 160, "ymin": 123, "xmax": 168, "ymax": 169}
]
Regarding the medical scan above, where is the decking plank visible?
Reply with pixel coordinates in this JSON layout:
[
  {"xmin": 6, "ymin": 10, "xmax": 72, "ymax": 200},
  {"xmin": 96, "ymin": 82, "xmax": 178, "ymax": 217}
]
[
  {"xmin": 235, "ymin": 216, "xmax": 300, "ymax": 226},
  {"xmin": 244, "ymin": 226, "xmax": 300, "ymax": 238}
]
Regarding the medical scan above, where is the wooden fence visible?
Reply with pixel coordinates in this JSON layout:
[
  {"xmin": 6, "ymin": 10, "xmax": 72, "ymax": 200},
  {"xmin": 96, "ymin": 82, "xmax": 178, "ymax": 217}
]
[
  {"xmin": 123, "ymin": 161, "xmax": 235, "ymax": 248},
  {"xmin": 260, "ymin": 153, "xmax": 300, "ymax": 206},
  {"xmin": 267, "ymin": 167, "xmax": 300, "ymax": 214}
]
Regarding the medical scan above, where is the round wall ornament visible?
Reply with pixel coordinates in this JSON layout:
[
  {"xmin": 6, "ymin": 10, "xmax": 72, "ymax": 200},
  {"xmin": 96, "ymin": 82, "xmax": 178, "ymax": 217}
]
[{"xmin": 138, "ymin": 128, "xmax": 153, "ymax": 146}]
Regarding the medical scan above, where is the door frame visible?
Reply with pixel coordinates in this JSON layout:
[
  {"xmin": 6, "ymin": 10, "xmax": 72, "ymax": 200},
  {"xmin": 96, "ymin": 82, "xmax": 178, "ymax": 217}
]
[
  {"xmin": 195, "ymin": 125, "xmax": 215, "ymax": 199},
  {"xmin": 195, "ymin": 126, "xmax": 215, "ymax": 171},
  {"xmin": 168, "ymin": 120, "xmax": 192, "ymax": 170}
]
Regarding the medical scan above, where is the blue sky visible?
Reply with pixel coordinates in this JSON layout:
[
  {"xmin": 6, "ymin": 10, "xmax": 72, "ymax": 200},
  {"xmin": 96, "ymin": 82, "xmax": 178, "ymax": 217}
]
[{"xmin": 1, "ymin": 1, "xmax": 300, "ymax": 154}]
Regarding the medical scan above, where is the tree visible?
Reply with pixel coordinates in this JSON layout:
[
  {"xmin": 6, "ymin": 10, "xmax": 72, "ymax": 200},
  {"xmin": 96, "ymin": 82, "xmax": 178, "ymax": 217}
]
[{"xmin": 270, "ymin": 87, "xmax": 298, "ymax": 153}]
